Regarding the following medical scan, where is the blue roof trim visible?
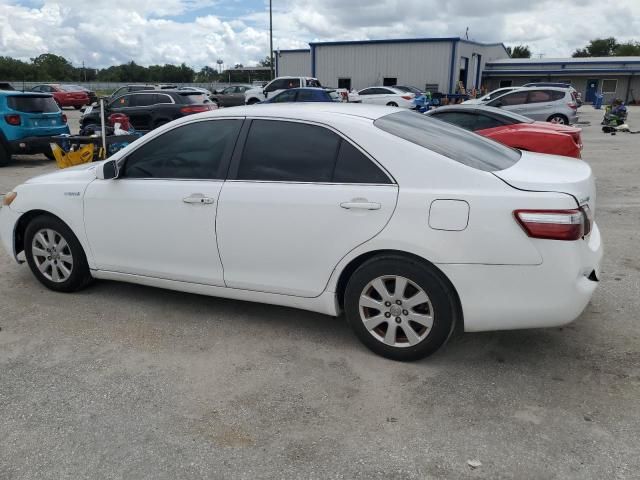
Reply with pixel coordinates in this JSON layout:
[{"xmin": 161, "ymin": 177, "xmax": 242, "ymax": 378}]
[
  {"xmin": 310, "ymin": 36, "xmax": 463, "ymax": 47},
  {"xmin": 487, "ymin": 59, "xmax": 640, "ymax": 66},
  {"xmin": 483, "ymin": 68, "xmax": 640, "ymax": 76},
  {"xmin": 278, "ymin": 49, "xmax": 310, "ymax": 53}
]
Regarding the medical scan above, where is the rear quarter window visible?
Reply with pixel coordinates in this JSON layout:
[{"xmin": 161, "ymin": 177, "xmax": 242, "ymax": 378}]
[
  {"xmin": 374, "ymin": 111, "xmax": 521, "ymax": 172},
  {"xmin": 7, "ymin": 95, "xmax": 59, "ymax": 113}
]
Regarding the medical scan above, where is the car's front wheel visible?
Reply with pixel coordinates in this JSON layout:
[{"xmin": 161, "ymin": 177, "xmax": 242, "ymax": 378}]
[
  {"xmin": 386, "ymin": 102, "xmax": 399, "ymax": 107},
  {"xmin": 344, "ymin": 255, "xmax": 457, "ymax": 361},
  {"xmin": 24, "ymin": 215, "xmax": 93, "ymax": 292}
]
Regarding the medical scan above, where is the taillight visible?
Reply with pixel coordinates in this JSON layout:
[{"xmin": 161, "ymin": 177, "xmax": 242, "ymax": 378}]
[
  {"xmin": 180, "ymin": 105, "xmax": 210, "ymax": 114},
  {"xmin": 568, "ymin": 102, "xmax": 577, "ymax": 110},
  {"xmin": 4, "ymin": 114, "xmax": 20, "ymax": 126},
  {"xmin": 514, "ymin": 209, "xmax": 590, "ymax": 241},
  {"xmin": 61, "ymin": 113, "xmax": 68, "ymax": 124},
  {"xmin": 401, "ymin": 95, "xmax": 413, "ymax": 100}
]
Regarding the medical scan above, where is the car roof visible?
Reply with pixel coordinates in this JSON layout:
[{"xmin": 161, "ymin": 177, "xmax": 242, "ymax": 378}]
[{"xmin": 188, "ymin": 103, "xmax": 399, "ymax": 121}]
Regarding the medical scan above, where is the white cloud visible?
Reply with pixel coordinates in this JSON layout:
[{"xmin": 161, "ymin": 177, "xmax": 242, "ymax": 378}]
[{"xmin": 0, "ymin": 0, "xmax": 639, "ymax": 69}]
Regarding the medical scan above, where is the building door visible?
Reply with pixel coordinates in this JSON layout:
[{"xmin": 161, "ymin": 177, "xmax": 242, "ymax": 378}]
[
  {"xmin": 586, "ymin": 79, "xmax": 599, "ymax": 103},
  {"xmin": 459, "ymin": 57, "xmax": 469, "ymax": 90},
  {"xmin": 383, "ymin": 77, "xmax": 397, "ymax": 86},
  {"xmin": 338, "ymin": 78, "xmax": 351, "ymax": 90}
]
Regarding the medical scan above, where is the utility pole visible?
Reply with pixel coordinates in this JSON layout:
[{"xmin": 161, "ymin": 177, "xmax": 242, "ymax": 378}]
[{"xmin": 269, "ymin": 0, "xmax": 274, "ymax": 79}]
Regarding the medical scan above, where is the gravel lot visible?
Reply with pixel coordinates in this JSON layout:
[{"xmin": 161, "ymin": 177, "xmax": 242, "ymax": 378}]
[{"xmin": 1, "ymin": 107, "xmax": 639, "ymax": 480}]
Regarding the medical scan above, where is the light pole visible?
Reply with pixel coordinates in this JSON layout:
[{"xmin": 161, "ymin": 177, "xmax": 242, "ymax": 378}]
[{"xmin": 269, "ymin": 0, "xmax": 274, "ymax": 79}]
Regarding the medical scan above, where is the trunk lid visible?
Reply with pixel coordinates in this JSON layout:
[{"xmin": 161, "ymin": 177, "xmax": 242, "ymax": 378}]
[{"xmin": 493, "ymin": 151, "xmax": 595, "ymax": 211}]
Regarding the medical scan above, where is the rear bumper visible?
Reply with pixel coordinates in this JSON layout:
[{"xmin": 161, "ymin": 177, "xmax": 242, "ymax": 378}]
[
  {"xmin": 440, "ymin": 223, "xmax": 602, "ymax": 332},
  {"xmin": 8, "ymin": 130, "xmax": 70, "ymax": 155}
]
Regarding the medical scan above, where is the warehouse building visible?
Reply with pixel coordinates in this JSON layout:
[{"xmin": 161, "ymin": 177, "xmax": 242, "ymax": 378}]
[
  {"xmin": 483, "ymin": 57, "xmax": 640, "ymax": 103},
  {"xmin": 276, "ymin": 37, "xmax": 509, "ymax": 94}
]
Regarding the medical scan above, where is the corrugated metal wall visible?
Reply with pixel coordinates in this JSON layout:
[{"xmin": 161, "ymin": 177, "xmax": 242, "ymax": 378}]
[
  {"xmin": 276, "ymin": 51, "xmax": 311, "ymax": 77},
  {"xmin": 313, "ymin": 41, "xmax": 454, "ymax": 91}
]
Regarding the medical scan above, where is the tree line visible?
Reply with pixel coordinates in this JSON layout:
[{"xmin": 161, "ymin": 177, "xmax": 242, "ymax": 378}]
[
  {"xmin": 0, "ymin": 53, "xmax": 273, "ymax": 83},
  {"xmin": 506, "ymin": 37, "xmax": 639, "ymax": 59}
]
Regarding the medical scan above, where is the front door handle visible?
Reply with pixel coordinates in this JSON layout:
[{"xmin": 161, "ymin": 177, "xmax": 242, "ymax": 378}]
[
  {"xmin": 183, "ymin": 193, "xmax": 214, "ymax": 204},
  {"xmin": 340, "ymin": 200, "xmax": 381, "ymax": 210}
]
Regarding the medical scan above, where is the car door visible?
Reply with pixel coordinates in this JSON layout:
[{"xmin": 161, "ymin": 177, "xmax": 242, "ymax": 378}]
[
  {"xmin": 83, "ymin": 119, "xmax": 243, "ymax": 285},
  {"xmin": 216, "ymin": 118, "xmax": 398, "ymax": 297},
  {"xmin": 230, "ymin": 86, "xmax": 248, "ymax": 106},
  {"xmin": 126, "ymin": 93, "xmax": 157, "ymax": 130}
]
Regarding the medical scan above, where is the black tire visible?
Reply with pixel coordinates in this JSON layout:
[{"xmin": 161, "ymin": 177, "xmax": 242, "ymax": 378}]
[
  {"xmin": 44, "ymin": 150, "xmax": 56, "ymax": 161},
  {"xmin": 24, "ymin": 215, "xmax": 93, "ymax": 293},
  {"xmin": 547, "ymin": 114, "xmax": 568, "ymax": 124},
  {"xmin": 247, "ymin": 98, "xmax": 260, "ymax": 105},
  {"xmin": 0, "ymin": 144, "xmax": 10, "ymax": 167},
  {"xmin": 344, "ymin": 255, "xmax": 458, "ymax": 361},
  {"xmin": 386, "ymin": 102, "xmax": 399, "ymax": 107}
]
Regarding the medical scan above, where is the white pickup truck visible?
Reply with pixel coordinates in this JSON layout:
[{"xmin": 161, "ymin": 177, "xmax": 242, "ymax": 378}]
[{"xmin": 244, "ymin": 76, "xmax": 359, "ymax": 104}]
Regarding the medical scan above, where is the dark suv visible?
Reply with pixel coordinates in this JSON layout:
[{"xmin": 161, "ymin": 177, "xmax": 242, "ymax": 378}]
[{"xmin": 80, "ymin": 90, "xmax": 216, "ymax": 131}]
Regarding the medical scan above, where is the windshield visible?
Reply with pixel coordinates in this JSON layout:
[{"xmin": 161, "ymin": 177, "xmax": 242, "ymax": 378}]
[
  {"xmin": 374, "ymin": 111, "xmax": 521, "ymax": 172},
  {"xmin": 395, "ymin": 86, "xmax": 422, "ymax": 94},
  {"xmin": 8, "ymin": 95, "xmax": 60, "ymax": 113}
]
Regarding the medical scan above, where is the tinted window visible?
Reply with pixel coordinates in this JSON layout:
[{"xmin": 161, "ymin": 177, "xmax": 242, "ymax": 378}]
[
  {"xmin": 8, "ymin": 95, "xmax": 59, "ymax": 113},
  {"xmin": 222, "ymin": 87, "xmax": 235, "ymax": 94},
  {"xmin": 265, "ymin": 79, "xmax": 288, "ymax": 92},
  {"xmin": 474, "ymin": 114, "xmax": 506, "ymax": 130},
  {"xmin": 238, "ymin": 120, "xmax": 340, "ymax": 182},
  {"xmin": 526, "ymin": 90, "xmax": 553, "ymax": 103},
  {"xmin": 333, "ymin": 141, "xmax": 391, "ymax": 184},
  {"xmin": 359, "ymin": 88, "xmax": 375, "ymax": 95},
  {"xmin": 271, "ymin": 90, "xmax": 297, "ymax": 103},
  {"xmin": 155, "ymin": 94, "xmax": 173, "ymax": 104},
  {"xmin": 111, "ymin": 95, "xmax": 131, "ymax": 107},
  {"xmin": 130, "ymin": 94, "xmax": 156, "ymax": 107},
  {"xmin": 307, "ymin": 79, "xmax": 322, "ymax": 88},
  {"xmin": 432, "ymin": 112, "xmax": 478, "ymax": 131},
  {"xmin": 122, "ymin": 120, "xmax": 242, "ymax": 179},
  {"xmin": 494, "ymin": 91, "xmax": 528, "ymax": 106},
  {"xmin": 297, "ymin": 89, "xmax": 328, "ymax": 102},
  {"xmin": 374, "ymin": 111, "xmax": 521, "ymax": 172},
  {"xmin": 551, "ymin": 90, "xmax": 566, "ymax": 101}
]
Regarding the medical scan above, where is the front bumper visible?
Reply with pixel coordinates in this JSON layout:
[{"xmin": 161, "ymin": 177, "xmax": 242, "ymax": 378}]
[
  {"xmin": 440, "ymin": 223, "xmax": 603, "ymax": 332},
  {"xmin": 0, "ymin": 205, "xmax": 21, "ymax": 262}
]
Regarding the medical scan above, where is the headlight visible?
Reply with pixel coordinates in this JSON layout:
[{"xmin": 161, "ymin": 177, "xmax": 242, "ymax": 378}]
[{"xmin": 2, "ymin": 191, "xmax": 17, "ymax": 206}]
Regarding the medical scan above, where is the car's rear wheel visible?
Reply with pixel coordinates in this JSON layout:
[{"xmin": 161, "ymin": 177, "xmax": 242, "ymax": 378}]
[
  {"xmin": 386, "ymin": 102, "xmax": 399, "ymax": 107},
  {"xmin": 344, "ymin": 255, "xmax": 457, "ymax": 361},
  {"xmin": 0, "ymin": 144, "xmax": 10, "ymax": 167},
  {"xmin": 548, "ymin": 114, "xmax": 568, "ymax": 124},
  {"xmin": 24, "ymin": 215, "xmax": 93, "ymax": 292},
  {"xmin": 247, "ymin": 98, "xmax": 260, "ymax": 105}
]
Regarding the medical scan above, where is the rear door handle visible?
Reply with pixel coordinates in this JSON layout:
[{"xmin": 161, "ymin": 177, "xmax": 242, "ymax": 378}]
[
  {"xmin": 183, "ymin": 193, "xmax": 214, "ymax": 204},
  {"xmin": 340, "ymin": 201, "xmax": 381, "ymax": 210}
]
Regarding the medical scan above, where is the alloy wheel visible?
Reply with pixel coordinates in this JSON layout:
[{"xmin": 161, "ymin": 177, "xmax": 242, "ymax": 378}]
[
  {"xmin": 358, "ymin": 275, "xmax": 434, "ymax": 348},
  {"xmin": 31, "ymin": 228, "xmax": 74, "ymax": 283}
]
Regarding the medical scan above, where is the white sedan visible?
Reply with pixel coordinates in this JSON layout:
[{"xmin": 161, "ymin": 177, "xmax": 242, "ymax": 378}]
[
  {"xmin": 0, "ymin": 104, "xmax": 602, "ymax": 361},
  {"xmin": 357, "ymin": 86, "xmax": 415, "ymax": 108}
]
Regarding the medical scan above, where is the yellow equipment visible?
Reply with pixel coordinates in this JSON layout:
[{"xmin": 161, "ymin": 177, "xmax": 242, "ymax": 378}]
[{"xmin": 50, "ymin": 143, "xmax": 103, "ymax": 169}]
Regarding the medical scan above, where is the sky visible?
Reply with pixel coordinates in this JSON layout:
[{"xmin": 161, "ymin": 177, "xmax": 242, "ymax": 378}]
[{"xmin": 1, "ymin": 0, "xmax": 639, "ymax": 69}]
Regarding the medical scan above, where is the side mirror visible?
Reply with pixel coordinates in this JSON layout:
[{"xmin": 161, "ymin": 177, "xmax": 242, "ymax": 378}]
[{"xmin": 96, "ymin": 159, "xmax": 119, "ymax": 180}]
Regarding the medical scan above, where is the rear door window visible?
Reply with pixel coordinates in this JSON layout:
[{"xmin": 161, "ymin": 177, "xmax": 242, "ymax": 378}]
[
  {"xmin": 374, "ymin": 111, "xmax": 521, "ymax": 172},
  {"xmin": 122, "ymin": 120, "xmax": 242, "ymax": 179},
  {"xmin": 430, "ymin": 112, "xmax": 478, "ymax": 131},
  {"xmin": 333, "ymin": 140, "xmax": 391, "ymax": 184},
  {"xmin": 237, "ymin": 120, "xmax": 339, "ymax": 182},
  {"xmin": 271, "ymin": 90, "xmax": 297, "ymax": 103},
  {"xmin": 551, "ymin": 90, "xmax": 566, "ymax": 101},
  {"xmin": 130, "ymin": 94, "xmax": 156, "ymax": 107},
  {"xmin": 8, "ymin": 95, "xmax": 59, "ymax": 113},
  {"xmin": 492, "ymin": 91, "xmax": 528, "ymax": 106},
  {"xmin": 526, "ymin": 90, "xmax": 553, "ymax": 103}
]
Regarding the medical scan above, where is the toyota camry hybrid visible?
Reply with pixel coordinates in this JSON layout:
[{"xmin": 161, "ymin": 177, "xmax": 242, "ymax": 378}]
[{"xmin": 0, "ymin": 104, "xmax": 602, "ymax": 361}]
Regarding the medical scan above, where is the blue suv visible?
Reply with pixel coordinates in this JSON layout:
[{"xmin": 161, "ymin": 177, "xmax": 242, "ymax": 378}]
[{"xmin": 0, "ymin": 91, "xmax": 70, "ymax": 167}]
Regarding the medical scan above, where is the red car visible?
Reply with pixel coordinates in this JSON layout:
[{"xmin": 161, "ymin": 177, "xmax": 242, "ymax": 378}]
[
  {"xmin": 426, "ymin": 105, "xmax": 583, "ymax": 158},
  {"xmin": 30, "ymin": 84, "xmax": 89, "ymax": 109}
]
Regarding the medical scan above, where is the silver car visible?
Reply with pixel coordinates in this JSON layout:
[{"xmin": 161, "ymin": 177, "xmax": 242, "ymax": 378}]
[
  {"xmin": 485, "ymin": 87, "xmax": 578, "ymax": 124},
  {"xmin": 211, "ymin": 85, "xmax": 253, "ymax": 107}
]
